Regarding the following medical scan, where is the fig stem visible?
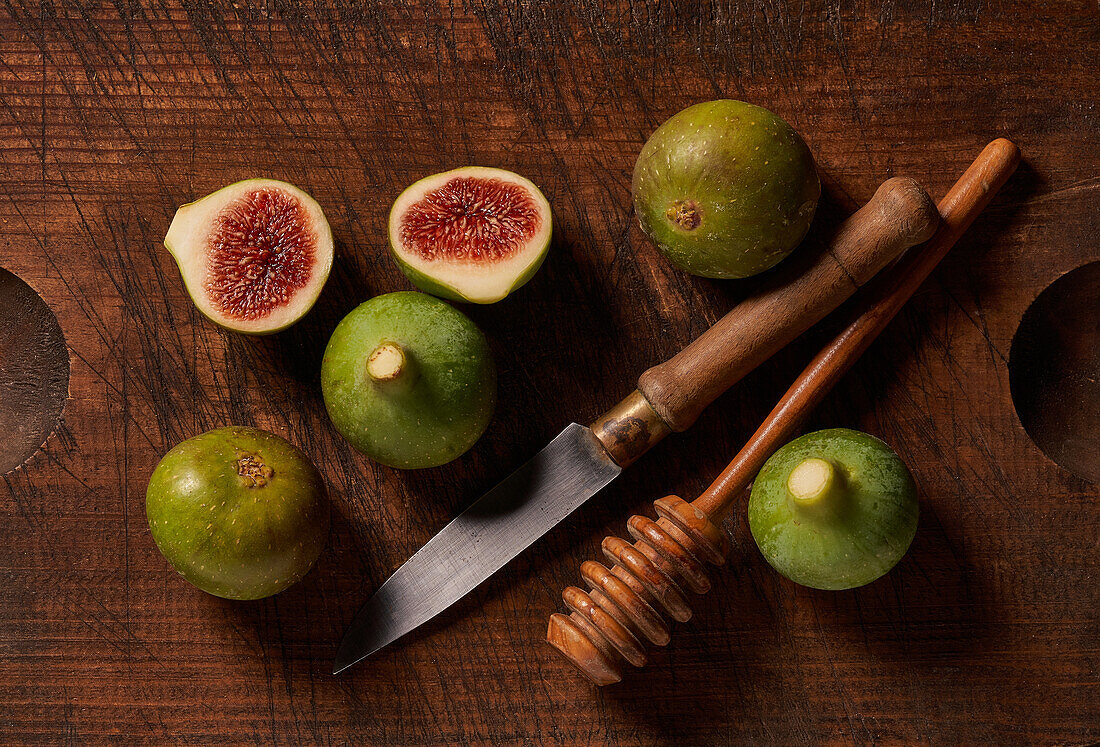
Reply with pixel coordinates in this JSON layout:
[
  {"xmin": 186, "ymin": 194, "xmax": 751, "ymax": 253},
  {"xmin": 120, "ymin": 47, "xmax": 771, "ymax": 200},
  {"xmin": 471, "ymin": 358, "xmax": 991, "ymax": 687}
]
[
  {"xmin": 787, "ymin": 458, "xmax": 846, "ymax": 513},
  {"xmin": 367, "ymin": 342, "xmax": 416, "ymax": 388}
]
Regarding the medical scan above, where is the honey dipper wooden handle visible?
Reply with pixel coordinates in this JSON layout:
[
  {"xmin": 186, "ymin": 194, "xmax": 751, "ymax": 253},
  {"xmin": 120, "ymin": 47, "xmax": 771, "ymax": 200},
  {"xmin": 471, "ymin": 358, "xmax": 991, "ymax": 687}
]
[
  {"xmin": 551, "ymin": 139, "xmax": 1020, "ymax": 686},
  {"xmin": 692, "ymin": 137, "xmax": 1021, "ymax": 517},
  {"xmin": 636, "ymin": 177, "xmax": 939, "ymax": 434}
]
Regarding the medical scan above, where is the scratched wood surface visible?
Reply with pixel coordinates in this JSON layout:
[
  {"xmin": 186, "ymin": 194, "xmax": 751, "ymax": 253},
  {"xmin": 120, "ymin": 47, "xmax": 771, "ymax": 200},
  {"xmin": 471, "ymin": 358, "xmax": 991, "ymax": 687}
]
[{"xmin": 0, "ymin": 2, "xmax": 1096, "ymax": 744}]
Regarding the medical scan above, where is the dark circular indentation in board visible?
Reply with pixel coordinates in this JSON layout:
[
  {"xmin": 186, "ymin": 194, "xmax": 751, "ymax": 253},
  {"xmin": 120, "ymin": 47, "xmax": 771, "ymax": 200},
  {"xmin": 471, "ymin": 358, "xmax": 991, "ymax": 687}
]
[
  {"xmin": 0, "ymin": 268, "xmax": 70, "ymax": 473},
  {"xmin": 1009, "ymin": 261, "xmax": 1100, "ymax": 483}
]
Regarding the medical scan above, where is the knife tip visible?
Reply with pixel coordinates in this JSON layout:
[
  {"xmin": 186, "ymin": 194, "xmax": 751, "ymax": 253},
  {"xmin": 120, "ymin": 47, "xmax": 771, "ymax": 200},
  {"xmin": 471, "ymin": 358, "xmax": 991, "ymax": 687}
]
[
  {"xmin": 332, "ymin": 647, "xmax": 357, "ymax": 676},
  {"xmin": 332, "ymin": 638, "xmax": 372, "ymax": 676},
  {"xmin": 332, "ymin": 650, "xmax": 359, "ymax": 675}
]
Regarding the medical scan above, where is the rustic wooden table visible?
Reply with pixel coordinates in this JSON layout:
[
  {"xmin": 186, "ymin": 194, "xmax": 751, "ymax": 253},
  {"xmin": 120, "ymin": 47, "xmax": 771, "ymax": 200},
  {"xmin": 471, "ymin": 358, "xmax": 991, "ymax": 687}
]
[{"xmin": 0, "ymin": 2, "xmax": 1096, "ymax": 744}]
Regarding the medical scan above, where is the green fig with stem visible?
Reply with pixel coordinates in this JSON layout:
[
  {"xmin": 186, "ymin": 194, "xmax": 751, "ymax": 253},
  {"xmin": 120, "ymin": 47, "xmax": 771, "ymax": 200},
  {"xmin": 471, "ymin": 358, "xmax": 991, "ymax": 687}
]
[{"xmin": 748, "ymin": 428, "xmax": 918, "ymax": 590}]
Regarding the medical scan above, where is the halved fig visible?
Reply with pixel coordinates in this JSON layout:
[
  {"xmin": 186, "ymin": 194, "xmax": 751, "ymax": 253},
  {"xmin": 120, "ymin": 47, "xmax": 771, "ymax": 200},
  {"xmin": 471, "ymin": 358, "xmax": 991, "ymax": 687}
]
[
  {"xmin": 164, "ymin": 178, "xmax": 334, "ymax": 334},
  {"xmin": 388, "ymin": 167, "xmax": 552, "ymax": 304}
]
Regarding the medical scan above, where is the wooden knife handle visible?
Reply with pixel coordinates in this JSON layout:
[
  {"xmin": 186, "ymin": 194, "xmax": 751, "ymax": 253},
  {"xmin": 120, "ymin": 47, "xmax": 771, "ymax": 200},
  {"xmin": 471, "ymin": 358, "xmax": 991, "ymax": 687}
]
[{"xmin": 592, "ymin": 177, "xmax": 939, "ymax": 465}]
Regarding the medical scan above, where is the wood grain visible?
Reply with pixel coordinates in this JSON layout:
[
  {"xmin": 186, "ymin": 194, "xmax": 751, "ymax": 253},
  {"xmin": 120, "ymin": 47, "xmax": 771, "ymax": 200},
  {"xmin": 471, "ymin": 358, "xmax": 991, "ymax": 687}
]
[{"xmin": 0, "ymin": 2, "xmax": 1096, "ymax": 745}]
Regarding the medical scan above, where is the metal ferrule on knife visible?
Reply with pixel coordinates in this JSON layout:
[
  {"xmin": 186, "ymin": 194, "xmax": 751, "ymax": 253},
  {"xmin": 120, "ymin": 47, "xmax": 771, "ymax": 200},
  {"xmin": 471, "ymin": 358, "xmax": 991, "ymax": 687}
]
[{"xmin": 590, "ymin": 390, "xmax": 672, "ymax": 468}]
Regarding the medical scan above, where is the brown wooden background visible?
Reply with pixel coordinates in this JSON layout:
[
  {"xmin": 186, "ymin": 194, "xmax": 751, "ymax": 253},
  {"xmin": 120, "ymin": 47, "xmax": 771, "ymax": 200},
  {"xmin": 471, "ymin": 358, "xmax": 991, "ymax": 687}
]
[{"xmin": 0, "ymin": 2, "xmax": 1096, "ymax": 744}]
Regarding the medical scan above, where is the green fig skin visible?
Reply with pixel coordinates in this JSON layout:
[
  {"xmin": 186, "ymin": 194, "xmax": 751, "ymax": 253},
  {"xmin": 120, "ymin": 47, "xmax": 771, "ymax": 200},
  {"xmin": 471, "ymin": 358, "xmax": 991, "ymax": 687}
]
[
  {"xmin": 748, "ymin": 428, "xmax": 918, "ymax": 591},
  {"xmin": 632, "ymin": 100, "xmax": 820, "ymax": 279},
  {"xmin": 146, "ymin": 427, "xmax": 329, "ymax": 600},
  {"xmin": 392, "ymin": 245, "xmax": 550, "ymax": 305},
  {"xmin": 321, "ymin": 292, "xmax": 497, "ymax": 469},
  {"xmin": 393, "ymin": 259, "xmax": 473, "ymax": 305}
]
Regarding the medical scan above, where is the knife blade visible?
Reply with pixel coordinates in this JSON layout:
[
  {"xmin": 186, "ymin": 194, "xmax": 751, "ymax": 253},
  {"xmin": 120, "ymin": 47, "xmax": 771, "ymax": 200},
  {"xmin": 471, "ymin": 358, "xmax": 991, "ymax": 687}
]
[
  {"xmin": 334, "ymin": 177, "xmax": 941, "ymax": 673},
  {"xmin": 333, "ymin": 423, "xmax": 621, "ymax": 674}
]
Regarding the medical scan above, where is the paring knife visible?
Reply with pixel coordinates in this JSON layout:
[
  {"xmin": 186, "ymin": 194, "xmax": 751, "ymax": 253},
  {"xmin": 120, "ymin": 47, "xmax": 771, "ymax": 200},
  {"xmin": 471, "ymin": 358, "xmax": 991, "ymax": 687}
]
[{"xmin": 334, "ymin": 177, "xmax": 940, "ymax": 674}]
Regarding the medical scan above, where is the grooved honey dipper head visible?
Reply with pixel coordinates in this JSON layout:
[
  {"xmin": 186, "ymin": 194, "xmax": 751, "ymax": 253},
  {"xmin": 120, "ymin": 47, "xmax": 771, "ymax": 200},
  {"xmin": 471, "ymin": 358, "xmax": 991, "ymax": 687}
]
[{"xmin": 547, "ymin": 496, "xmax": 727, "ymax": 685}]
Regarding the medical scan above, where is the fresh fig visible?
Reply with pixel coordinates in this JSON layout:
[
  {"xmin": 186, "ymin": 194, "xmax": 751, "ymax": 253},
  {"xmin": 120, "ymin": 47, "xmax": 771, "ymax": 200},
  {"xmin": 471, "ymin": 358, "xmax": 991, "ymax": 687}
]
[
  {"xmin": 632, "ymin": 100, "xmax": 820, "ymax": 279},
  {"xmin": 146, "ymin": 426, "xmax": 329, "ymax": 600},
  {"xmin": 321, "ymin": 292, "xmax": 496, "ymax": 468},
  {"xmin": 388, "ymin": 167, "xmax": 552, "ymax": 304},
  {"xmin": 164, "ymin": 178, "xmax": 334, "ymax": 334},
  {"xmin": 748, "ymin": 428, "xmax": 918, "ymax": 590}
]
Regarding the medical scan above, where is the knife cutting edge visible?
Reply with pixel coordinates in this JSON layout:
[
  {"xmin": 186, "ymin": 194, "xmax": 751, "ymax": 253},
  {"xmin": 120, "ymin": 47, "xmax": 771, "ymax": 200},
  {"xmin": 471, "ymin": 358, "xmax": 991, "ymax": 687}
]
[{"xmin": 334, "ymin": 176, "xmax": 940, "ymax": 674}]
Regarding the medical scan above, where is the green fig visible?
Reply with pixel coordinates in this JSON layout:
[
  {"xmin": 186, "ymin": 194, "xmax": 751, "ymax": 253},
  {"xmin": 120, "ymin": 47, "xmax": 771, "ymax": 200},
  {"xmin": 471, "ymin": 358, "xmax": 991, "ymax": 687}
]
[
  {"xmin": 146, "ymin": 426, "xmax": 329, "ymax": 600},
  {"xmin": 748, "ymin": 428, "xmax": 918, "ymax": 590},
  {"xmin": 632, "ymin": 100, "xmax": 820, "ymax": 279},
  {"xmin": 321, "ymin": 292, "xmax": 497, "ymax": 469}
]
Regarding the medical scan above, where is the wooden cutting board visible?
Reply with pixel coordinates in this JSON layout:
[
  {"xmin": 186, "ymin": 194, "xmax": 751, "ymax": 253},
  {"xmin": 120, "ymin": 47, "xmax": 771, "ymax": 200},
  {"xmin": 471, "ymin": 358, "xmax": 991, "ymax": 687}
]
[{"xmin": 0, "ymin": 2, "xmax": 1096, "ymax": 744}]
